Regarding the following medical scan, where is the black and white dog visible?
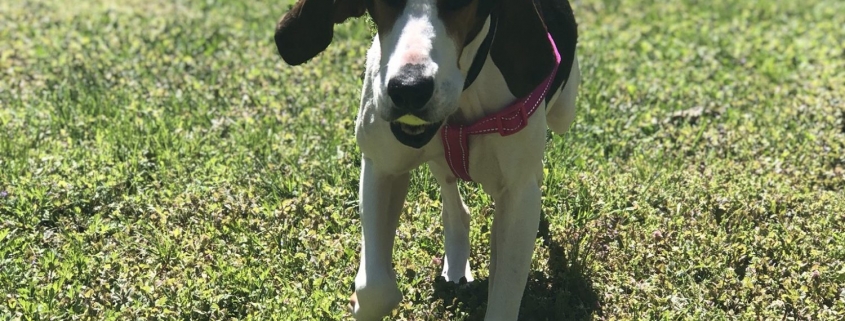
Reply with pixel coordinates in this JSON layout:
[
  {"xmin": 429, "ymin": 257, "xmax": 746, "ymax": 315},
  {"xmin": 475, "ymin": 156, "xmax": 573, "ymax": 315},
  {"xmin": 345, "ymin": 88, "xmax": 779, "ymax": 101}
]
[{"xmin": 275, "ymin": 0, "xmax": 578, "ymax": 318}]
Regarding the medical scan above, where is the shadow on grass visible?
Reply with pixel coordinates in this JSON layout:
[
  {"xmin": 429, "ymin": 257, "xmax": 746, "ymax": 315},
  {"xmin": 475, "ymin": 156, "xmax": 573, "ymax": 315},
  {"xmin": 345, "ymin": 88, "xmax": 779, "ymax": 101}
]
[{"xmin": 433, "ymin": 214, "xmax": 601, "ymax": 320}]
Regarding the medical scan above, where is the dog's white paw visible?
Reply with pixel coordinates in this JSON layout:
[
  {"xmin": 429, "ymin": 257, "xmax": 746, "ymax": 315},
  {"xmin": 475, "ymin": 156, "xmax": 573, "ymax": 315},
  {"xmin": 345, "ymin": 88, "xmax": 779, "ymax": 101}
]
[
  {"xmin": 349, "ymin": 283, "xmax": 402, "ymax": 320},
  {"xmin": 441, "ymin": 259, "xmax": 474, "ymax": 283}
]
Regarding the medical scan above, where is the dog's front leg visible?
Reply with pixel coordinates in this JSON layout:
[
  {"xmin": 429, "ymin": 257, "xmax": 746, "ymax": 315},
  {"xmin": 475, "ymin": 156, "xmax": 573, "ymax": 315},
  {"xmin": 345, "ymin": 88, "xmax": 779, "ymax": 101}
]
[
  {"xmin": 430, "ymin": 163, "xmax": 474, "ymax": 282},
  {"xmin": 485, "ymin": 183, "xmax": 542, "ymax": 321},
  {"xmin": 350, "ymin": 156, "xmax": 409, "ymax": 320}
]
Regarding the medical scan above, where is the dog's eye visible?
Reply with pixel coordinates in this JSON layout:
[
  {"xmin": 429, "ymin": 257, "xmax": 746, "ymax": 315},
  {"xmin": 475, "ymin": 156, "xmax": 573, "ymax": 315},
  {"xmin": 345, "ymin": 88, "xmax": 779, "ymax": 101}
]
[{"xmin": 442, "ymin": 0, "xmax": 473, "ymax": 11}]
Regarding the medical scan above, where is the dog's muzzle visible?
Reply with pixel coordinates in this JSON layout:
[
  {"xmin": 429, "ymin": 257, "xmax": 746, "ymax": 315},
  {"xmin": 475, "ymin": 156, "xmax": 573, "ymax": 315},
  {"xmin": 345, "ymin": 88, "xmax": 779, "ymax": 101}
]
[
  {"xmin": 389, "ymin": 120, "xmax": 443, "ymax": 149},
  {"xmin": 388, "ymin": 64, "xmax": 434, "ymax": 112},
  {"xmin": 386, "ymin": 64, "xmax": 443, "ymax": 148}
]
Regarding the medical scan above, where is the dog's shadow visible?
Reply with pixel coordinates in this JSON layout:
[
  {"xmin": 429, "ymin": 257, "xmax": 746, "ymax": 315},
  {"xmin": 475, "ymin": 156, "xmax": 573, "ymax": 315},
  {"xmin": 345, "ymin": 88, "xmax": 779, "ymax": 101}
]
[{"xmin": 432, "ymin": 215, "xmax": 601, "ymax": 321}]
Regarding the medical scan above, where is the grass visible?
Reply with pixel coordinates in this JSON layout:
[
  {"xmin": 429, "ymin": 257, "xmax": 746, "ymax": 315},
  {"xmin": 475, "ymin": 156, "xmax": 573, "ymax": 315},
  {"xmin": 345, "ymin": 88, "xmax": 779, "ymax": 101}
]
[{"xmin": 0, "ymin": 0, "xmax": 843, "ymax": 319}]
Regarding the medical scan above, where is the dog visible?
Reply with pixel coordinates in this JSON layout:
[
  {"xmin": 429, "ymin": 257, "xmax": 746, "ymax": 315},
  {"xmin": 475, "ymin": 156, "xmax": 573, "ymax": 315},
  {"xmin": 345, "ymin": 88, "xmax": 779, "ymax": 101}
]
[{"xmin": 274, "ymin": 0, "xmax": 579, "ymax": 319}]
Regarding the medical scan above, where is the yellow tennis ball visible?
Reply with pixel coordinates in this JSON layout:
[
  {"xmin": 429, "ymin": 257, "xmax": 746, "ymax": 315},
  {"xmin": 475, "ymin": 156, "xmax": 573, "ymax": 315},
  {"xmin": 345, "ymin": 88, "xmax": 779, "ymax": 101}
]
[{"xmin": 396, "ymin": 115, "xmax": 430, "ymax": 126}]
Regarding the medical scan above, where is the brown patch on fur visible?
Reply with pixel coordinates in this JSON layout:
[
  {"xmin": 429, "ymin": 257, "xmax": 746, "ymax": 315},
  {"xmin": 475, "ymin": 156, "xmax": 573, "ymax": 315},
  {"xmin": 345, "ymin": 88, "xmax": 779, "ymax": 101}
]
[
  {"xmin": 437, "ymin": 0, "xmax": 484, "ymax": 64},
  {"xmin": 367, "ymin": 0, "xmax": 403, "ymax": 35}
]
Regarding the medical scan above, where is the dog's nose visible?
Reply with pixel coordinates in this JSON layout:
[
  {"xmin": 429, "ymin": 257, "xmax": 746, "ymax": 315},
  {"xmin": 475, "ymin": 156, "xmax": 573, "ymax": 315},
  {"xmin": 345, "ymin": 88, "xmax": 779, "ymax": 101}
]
[{"xmin": 387, "ymin": 65, "xmax": 434, "ymax": 111}]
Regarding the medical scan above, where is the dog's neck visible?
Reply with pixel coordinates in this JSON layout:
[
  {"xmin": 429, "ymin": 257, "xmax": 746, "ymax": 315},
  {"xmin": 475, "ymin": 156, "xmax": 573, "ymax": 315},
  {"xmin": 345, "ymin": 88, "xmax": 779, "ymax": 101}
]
[
  {"xmin": 458, "ymin": 16, "xmax": 491, "ymax": 82},
  {"xmin": 452, "ymin": 16, "xmax": 518, "ymax": 125}
]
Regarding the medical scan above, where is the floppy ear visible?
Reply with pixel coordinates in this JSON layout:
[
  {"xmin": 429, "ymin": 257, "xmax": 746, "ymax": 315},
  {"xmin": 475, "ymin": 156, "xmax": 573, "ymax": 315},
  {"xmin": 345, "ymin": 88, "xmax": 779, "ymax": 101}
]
[{"xmin": 275, "ymin": 0, "xmax": 366, "ymax": 65}]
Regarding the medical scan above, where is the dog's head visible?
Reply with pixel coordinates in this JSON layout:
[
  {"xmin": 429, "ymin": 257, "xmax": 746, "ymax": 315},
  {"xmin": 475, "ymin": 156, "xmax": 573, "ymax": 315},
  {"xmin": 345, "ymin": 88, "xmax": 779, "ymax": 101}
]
[{"xmin": 275, "ymin": 0, "xmax": 498, "ymax": 148}]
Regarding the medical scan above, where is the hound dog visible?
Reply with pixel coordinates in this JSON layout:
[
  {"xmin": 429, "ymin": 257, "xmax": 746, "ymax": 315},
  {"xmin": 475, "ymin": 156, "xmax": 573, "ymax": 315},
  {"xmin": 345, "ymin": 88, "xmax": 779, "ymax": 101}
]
[{"xmin": 274, "ymin": 0, "xmax": 579, "ymax": 318}]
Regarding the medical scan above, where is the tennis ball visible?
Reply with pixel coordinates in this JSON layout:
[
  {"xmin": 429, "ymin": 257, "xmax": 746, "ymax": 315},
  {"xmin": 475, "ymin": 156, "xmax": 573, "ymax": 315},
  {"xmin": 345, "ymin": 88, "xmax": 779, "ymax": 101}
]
[{"xmin": 396, "ymin": 115, "xmax": 430, "ymax": 126}]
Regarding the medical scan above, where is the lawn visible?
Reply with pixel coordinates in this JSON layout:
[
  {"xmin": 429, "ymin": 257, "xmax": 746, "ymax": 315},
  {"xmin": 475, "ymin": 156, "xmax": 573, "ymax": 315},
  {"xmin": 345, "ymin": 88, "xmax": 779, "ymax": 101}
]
[{"xmin": 1, "ymin": 0, "xmax": 843, "ymax": 319}]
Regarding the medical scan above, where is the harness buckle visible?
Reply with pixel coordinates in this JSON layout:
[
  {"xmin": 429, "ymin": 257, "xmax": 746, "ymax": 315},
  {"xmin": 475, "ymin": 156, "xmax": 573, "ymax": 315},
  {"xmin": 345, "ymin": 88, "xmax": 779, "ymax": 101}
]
[
  {"xmin": 496, "ymin": 115, "xmax": 506, "ymax": 136},
  {"xmin": 518, "ymin": 104, "xmax": 529, "ymax": 129},
  {"xmin": 498, "ymin": 105, "xmax": 529, "ymax": 137}
]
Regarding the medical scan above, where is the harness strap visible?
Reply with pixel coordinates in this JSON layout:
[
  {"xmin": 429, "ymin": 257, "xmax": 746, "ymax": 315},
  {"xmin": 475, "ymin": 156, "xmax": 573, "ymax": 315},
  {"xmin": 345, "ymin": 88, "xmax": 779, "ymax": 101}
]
[{"xmin": 442, "ymin": 32, "xmax": 561, "ymax": 182}]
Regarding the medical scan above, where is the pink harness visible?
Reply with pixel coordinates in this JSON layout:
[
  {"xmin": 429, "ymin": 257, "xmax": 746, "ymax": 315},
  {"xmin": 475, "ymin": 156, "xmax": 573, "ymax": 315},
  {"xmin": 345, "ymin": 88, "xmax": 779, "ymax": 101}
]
[{"xmin": 441, "ymin": 32, "xmax": 562, "ymax": 182}]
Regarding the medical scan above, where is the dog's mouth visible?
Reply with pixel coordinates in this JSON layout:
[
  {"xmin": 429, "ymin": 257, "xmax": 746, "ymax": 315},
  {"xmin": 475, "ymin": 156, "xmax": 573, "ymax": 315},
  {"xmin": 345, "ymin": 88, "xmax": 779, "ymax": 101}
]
[{"xmin": 389, "ymin": 121, "xmax": 443, "ymax": 149}]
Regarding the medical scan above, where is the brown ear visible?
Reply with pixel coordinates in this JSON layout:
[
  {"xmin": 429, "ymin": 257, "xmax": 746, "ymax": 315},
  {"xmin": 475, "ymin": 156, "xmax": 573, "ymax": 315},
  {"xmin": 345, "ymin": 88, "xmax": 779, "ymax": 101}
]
[{"xmin": 275, "ymin": 0, "xmax": 366, "ymax": 65}]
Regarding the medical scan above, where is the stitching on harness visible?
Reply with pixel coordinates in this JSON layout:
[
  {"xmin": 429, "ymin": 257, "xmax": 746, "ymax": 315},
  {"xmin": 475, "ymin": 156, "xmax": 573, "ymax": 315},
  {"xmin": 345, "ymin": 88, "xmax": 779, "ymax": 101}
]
[
  {"xmin": 529, "ymin": 72, "xmax": 555, "ymax": 114},
  {"xmin": 470, "ymin": 128, "xmax": 497, "ymax": 134},
  {"xmin": 444, "ymin": 32, "xmax": 560, "ymax": 182},
  {"xmin": 503, "ymin": 111, "xmax": 521, "ymax": 121},
  {"xmin": 459, "ymin": 126, "xmax": 469, "ymax": 178},
  {"xmin": 468, "ymin": 75, "xmax": 554, "ymax": 136},
  {"xmin": 472, "ymin": 118, "xmax": 495, "ymax": 127},
  {"xmin": 444, "ymin": 126, "xmax": 457, "ymax": 178}
]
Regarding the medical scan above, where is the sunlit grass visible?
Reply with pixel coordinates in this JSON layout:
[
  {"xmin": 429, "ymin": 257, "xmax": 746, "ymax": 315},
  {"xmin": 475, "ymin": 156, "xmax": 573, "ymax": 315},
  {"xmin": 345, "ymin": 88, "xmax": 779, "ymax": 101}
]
[{"xmin": 1, "ymin": 0, "xmax": 843, "ymax": 319}]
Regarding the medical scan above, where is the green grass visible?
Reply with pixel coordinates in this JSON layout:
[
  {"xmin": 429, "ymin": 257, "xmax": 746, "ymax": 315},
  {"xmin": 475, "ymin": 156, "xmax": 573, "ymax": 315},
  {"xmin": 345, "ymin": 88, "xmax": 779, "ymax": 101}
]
[{"xmin": 1, "ymin": 0, "xmax": 843, "ymax": 319}]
